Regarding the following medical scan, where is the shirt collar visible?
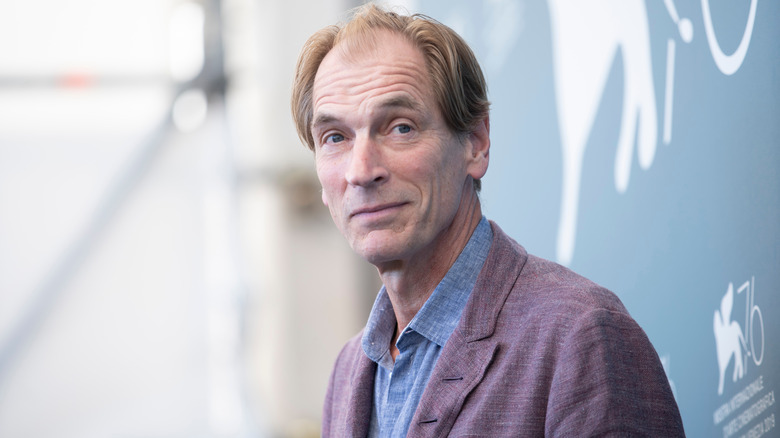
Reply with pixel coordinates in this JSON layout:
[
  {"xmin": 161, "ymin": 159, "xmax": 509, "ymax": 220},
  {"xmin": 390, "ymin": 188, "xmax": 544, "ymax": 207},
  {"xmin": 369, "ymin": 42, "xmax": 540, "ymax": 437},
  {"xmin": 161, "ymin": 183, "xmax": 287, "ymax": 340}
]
[
  {"xmin": 362, "ymin": 286, "xmax": 396, "ymax": 369},
  {"xmin": 361, "ymin": 217, "xmax": 493, "ymax": 365}
]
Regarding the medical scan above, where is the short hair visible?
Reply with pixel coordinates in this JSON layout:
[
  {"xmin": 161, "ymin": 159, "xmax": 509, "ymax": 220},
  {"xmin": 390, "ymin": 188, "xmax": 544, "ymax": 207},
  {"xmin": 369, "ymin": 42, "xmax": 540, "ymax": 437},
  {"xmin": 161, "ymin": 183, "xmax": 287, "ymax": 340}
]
[{"xmin": 291, "ymin": 3, "xmax": 490, "ymax": 190}]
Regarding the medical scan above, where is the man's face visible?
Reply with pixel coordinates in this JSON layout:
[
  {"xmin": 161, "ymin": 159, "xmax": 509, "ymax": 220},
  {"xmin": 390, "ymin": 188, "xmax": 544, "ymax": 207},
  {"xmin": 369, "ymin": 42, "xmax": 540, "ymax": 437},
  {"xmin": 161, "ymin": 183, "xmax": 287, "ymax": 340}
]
[{"xmin": 310, "ymin": 31, "xmax": 485, "ymax": 267}]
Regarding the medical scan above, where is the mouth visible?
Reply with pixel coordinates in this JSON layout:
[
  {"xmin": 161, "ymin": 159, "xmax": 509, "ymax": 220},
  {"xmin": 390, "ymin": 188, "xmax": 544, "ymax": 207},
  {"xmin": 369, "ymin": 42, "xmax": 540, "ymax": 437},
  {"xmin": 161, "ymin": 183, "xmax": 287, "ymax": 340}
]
[{"xmin": 349, "ymin": 202, "xmax": 407, "ymax": 219}]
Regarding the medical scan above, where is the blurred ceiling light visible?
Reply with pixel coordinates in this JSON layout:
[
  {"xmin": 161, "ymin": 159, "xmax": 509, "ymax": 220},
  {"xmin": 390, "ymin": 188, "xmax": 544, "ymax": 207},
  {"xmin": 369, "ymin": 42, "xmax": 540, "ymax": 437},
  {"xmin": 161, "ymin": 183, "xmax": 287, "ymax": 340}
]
[
  {"xmin": 169, "ymin": 2, "xmax": 205, "ymax": 82},
  {"xmin": 173, "ymin": 88, "xmax": 208, "ymax": 132}
]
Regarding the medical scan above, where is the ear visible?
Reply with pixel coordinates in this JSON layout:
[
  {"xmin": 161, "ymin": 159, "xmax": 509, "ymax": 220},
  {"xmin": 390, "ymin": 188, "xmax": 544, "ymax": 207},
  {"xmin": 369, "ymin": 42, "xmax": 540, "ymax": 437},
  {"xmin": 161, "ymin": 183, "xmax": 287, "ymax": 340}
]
[{"xmin": 465, "ymin": 116, "xmax": 490, "ymax": 180}]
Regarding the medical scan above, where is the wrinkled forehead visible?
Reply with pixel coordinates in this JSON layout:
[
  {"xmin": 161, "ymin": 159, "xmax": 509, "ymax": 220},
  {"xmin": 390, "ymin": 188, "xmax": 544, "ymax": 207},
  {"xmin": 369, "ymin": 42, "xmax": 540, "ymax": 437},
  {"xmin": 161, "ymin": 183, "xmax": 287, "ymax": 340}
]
[{"xmin": 312, "ymin": 29, "xmax": 429, "ymax": 99}]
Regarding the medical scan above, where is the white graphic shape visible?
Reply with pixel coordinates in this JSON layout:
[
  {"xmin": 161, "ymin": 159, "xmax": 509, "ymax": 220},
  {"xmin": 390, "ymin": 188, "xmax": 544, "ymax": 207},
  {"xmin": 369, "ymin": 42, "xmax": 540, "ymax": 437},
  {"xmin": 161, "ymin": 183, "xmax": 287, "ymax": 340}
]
[
  {"xmin": 663, "ymin": 39, "xmax": 675, "ymax": 145},
  {"xmin": 737, "ymin": 278, "xmax": 765, "ymax": 367},
  {"xmin": 702, "ymin": 0, "xmax": 757, "ymax": 75},
  {"xmin": 660, "ymin": 354, "xmax": 678, "ymax": 400},
  {"xmin": 714, "ymin": 282, "xmax": 746, "ymax": 395},
  {"xmin": 548, "ymin": 0, "xmax": 658, "ymax": 265},
  {"xmin": 662, "ymin": 1, "xmax": 693, "ymax": 145},
  {"xmin": 664, "ymin": 0, "xmax": 693, "ymax": 43}
]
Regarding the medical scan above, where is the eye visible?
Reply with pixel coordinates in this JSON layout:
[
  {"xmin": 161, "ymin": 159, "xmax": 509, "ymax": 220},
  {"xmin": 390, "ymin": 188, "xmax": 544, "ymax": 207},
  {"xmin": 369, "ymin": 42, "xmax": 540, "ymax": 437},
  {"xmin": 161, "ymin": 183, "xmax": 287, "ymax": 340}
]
[
  {"xmin": 394, "ymin": 124, "xmax": 412, "ymax": 134},
  {"xmin": 325, "ymin": 133, "xmax": 345, "ymax": 144}
]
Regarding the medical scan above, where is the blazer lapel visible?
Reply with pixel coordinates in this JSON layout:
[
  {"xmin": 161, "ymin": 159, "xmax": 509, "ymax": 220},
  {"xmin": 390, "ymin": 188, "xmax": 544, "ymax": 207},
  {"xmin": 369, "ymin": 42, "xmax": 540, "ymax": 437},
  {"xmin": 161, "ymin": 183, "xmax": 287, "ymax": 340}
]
[
  {"xmin": 408, "ymin": 332, "xmax": 499, "ymax": 437},
  {"xmin": 406, "ymin": 222, "xmax": 527, "ymax": 437}
]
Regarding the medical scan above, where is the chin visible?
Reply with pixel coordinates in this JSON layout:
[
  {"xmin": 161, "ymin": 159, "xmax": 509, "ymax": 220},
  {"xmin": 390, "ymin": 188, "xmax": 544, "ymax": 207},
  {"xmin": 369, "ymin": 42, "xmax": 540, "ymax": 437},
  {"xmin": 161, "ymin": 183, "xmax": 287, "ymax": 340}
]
[
  {"xmin": 354, "ymin": 246, "xmax": 397, "ymax": 266},
  {"xmin": 351, "ymin": 237, "xmax": 407, "ymax": 266}
]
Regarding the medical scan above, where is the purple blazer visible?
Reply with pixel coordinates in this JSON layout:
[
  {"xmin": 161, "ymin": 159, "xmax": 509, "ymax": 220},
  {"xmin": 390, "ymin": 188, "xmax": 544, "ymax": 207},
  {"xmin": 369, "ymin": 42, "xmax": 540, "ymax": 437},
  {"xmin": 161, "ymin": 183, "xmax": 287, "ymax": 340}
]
[{"xmin": 323, "ymin": 222, "xmax": 685, "ymax": 437}]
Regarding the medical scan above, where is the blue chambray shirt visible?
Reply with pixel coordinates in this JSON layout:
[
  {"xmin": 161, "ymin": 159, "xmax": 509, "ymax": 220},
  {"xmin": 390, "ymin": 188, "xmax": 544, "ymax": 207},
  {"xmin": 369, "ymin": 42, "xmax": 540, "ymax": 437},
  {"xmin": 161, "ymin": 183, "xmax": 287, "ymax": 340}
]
[{"xmin": 362, "ymin": 217, "xmax": 493, "ymax": 437}]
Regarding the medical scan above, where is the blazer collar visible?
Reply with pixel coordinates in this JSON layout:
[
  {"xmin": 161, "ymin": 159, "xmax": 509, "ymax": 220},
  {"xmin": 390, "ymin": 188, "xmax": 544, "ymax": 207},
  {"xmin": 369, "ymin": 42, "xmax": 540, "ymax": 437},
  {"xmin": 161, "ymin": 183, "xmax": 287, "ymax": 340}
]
[
  {"xmin": 406, "ymin": 221, "xmax": 528, "ymax": 436},
  {"xmin": 459, "ymin": 221, "xmax": 528, "ymax": 341}
]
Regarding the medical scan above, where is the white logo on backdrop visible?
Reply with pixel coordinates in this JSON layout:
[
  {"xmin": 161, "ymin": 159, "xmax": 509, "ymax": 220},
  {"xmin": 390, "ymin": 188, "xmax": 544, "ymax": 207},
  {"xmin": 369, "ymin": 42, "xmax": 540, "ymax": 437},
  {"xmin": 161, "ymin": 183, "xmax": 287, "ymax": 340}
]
[
  {"xmin": 714, "ymin": 277, "xmax": 765, "ymax": 395},
  {"xmin": 403, "ymin": 0, "xmax": 759, "ymax": 264},
  {"xmin": 711, "ymin": 277, "xmax": 773, "ymax": 437},
  {"xmin": 702, "ymin": 0, "xmax": 758, "ymax": 76},
  {"xmin": 547, "ymin": 0, "xmax": 658, "ymax": 265},
  {"xmin": 547, "ymin": 0, "xmax": 757, "ymax": 264},
  {"xmin": 714, "ymin": 283, "xmax": 746, "ymax": 395}
]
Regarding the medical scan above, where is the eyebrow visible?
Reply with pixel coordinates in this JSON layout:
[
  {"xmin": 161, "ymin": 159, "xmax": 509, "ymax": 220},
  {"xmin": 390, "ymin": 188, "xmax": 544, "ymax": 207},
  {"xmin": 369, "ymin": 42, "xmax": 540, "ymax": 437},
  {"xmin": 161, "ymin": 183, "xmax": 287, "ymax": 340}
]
[
  {"xmin": 311, "ymin": 95, "xmax": 424, "ymax": 132},
  {"xmin": 311, "ymin": 113, "xmax": 339, "ymax": 132}
]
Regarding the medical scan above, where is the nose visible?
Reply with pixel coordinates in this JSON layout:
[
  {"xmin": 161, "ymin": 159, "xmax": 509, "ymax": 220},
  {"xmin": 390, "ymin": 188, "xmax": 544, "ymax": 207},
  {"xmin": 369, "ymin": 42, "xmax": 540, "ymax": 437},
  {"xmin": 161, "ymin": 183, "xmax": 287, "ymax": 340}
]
[{"xmin": 345, "ymin": 135, "xmax": 388, "ymax": 187}]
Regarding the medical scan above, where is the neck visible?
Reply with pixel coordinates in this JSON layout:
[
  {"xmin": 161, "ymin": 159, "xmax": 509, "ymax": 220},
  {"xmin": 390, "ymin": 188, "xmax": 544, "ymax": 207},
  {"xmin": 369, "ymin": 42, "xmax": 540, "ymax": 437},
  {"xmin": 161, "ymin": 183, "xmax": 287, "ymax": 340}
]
[{"xmin": 377, "ymin": 185, "xmax": 483, "ymax": 358}]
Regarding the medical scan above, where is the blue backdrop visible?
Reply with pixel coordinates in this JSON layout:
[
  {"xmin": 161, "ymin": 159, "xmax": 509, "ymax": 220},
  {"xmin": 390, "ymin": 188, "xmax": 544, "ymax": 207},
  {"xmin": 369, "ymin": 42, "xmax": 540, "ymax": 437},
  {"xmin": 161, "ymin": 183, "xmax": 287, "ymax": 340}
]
[{"xmin": 415, "ymin": 1, "xmax": 779, "ymax": 436}]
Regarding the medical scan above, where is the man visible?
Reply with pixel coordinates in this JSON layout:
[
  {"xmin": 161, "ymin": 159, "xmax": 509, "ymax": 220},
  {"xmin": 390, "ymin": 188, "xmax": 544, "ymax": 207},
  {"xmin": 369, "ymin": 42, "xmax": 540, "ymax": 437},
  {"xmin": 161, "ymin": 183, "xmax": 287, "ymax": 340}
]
[{"xmin": 291, "ymin": 4, "xmax": 685, "ymax": 437}]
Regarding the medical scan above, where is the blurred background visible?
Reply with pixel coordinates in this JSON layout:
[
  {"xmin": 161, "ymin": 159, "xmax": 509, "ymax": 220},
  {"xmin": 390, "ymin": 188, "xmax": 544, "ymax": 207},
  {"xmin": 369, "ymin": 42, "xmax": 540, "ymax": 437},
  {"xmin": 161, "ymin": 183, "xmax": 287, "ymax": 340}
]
[
  {"xmin": 1, "ymin": 0, "xmax": 777, "ymax": 437},
  {"xmin": 0, "ymin": 0, "xmax": 380, "ymax": 436}
]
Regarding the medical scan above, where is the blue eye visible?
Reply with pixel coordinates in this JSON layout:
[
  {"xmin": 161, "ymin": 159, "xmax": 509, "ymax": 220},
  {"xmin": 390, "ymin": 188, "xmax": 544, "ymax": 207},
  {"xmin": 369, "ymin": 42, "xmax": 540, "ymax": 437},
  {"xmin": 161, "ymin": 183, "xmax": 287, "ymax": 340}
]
[
  {"xmin": 395, "ymin": 124, "xmax": 411, "ymax": 134},
  {"xmin": 327, "ymin": 133, "xmax": 345, "ymax": 143}
]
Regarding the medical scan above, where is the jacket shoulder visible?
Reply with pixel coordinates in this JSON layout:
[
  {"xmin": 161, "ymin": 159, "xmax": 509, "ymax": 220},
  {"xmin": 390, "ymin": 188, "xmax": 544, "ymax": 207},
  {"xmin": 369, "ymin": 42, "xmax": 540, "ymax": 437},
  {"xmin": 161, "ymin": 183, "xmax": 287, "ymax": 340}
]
[
  {"xmin": 487, "ymin": 221, "xmax": 629, "ymax": 319},
  {"xmin": 322, "ymin": 331, "xmax": 365, "ymax": 435},
  {"xmin": 516, "ymin": 253, "xmax": 629, "ymax": 315}
]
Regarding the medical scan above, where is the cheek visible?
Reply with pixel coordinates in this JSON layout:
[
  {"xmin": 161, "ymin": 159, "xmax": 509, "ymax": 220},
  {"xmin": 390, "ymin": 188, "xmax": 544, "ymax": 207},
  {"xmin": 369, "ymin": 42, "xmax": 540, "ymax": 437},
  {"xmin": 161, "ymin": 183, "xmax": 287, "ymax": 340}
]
[
  {"xmin": 419, "ymin": 148, "xmax": 465, "ymax": 193},
  {"xmin": 316, "ymin": 160, "xmax": 343, "ymax": 210}
]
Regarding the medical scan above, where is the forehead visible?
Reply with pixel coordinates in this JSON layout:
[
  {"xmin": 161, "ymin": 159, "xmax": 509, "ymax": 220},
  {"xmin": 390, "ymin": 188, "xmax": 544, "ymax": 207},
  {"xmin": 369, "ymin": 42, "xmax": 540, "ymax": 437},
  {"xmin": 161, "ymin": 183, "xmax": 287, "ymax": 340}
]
[{"xmin": 311, "ymin": 31, "xmax": 434, "ymax": 117}]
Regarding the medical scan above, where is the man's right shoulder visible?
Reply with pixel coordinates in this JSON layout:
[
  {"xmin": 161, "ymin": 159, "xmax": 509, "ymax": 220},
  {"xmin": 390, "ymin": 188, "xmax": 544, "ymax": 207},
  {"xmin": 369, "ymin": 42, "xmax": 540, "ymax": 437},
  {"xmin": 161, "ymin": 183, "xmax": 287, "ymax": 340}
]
[
  {"xmin": 335, "ymin": 331, "xmax": 364, "ymax": 364},
  {"xmin": 323, "ymin": 329, "xmax": 376, "ymax": 434},
  {"xmin": 329, "ymin": 330, "xmax": 366, "ymax": 381}
]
